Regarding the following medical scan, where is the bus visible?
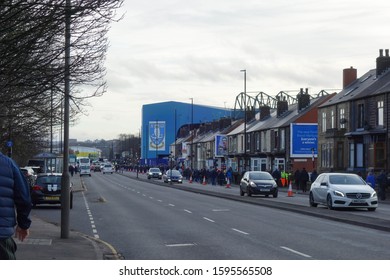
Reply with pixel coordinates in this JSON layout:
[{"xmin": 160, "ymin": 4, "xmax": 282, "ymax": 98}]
[{"xmin": 77, "ymin": 157, "xmax": 91, "ymax": 166}]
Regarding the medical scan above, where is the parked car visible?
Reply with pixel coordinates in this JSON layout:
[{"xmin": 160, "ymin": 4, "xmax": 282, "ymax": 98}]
[
  {"xmin": 309, "ymin": 172, "xmax": 378, "ymax": 211},
  {"xmin": 240, "ymin": 171, "xmax": 278, "ymax": 197},
  {"xmin": 31, "ymin": 173, "xmax": 73, "ymax": 208},
  {"xmin": 162, "ymin": 169, "xmax": 183, "ymax": 183},
  {"xmin": 102, "ymin": 163, "xmax": 114, "ymax": 174},
  {"xmin": 147, "ymin": 167, "xmax": 162, "ymax": 179}
]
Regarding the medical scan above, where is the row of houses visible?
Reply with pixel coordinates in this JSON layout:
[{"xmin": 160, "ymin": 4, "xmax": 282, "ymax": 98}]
[{"xmin": 167, "ymin": 49, "xmax": 390, "ymax": 182}]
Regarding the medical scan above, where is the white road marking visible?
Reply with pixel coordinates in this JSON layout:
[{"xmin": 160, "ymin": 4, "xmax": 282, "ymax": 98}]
[
  {"xmin": 232, "ymin": 228, "xmax": 249, "ymax": 235},
  {"xmin": 280, "ymin": 246, "xmax": 312, "ymax": 258},
  {"xmin": 82, "ymin": 192, "xmax": 99, "ymax": 239},
  {"xmin": 184, "ymin": 209, "xmax": 192, "ymax": 214},
  {"xmin": 157, "ymin": 200, "xmax": 163, "ymax": 202},
  {"xmin": 166, "ymin": 243, "xmax": 196, "ymax": 247},
  {"xmin": 212, "ymin": 209, "xmax": 230, "ymax": 212},
  {"xmin": 203, "ymin": 217, "xmax": 215, "ymax": 223},
  {"xmin": 168, "ymin": 203, "xmax": 175, "ymax": 207}
]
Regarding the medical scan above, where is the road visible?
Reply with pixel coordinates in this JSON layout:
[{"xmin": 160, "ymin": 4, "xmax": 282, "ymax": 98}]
[{"xmin": 32, "ymin": 171, "xmax": 390, "ymax": 259}]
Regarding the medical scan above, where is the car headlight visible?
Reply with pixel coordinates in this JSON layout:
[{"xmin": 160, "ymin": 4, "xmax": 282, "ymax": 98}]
[
  {"xmin": 159, "ymin": 173, "xmax": 162, "ymax": 176},
  {"xmin": 249, "ymin": 181, "xmax": 257, "ymax": 187},
  {"xmin": 333, "ymin": 190, "xmax": 345, "ymax": 197},
  {"xmin": 371, "ymin": 192, "xmax": 377, "ymax": 198}
]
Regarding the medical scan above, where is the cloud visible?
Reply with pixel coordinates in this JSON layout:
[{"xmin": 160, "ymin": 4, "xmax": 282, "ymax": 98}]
[{"xmin": 70, "ymin": 0, "xmax": 390, "ymax": 141}]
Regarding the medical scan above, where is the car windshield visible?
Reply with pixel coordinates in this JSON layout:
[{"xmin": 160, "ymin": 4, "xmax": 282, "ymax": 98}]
[
  {"xmin": 329, "ymin": 174, "xmax": 365, "ymax": 185},
  {"xmin": 249, "ymin": 172, "xmax": 273, "ymax": 180},
  {"xmin": 150, "ymin": 168, "xmax": 160, "ymax": 172},
  {"xmin": 167, "ymin": 170, "xmax": 180, "ymax": 176},
  {"xmin": 36, "ymin": 176, "xmax": 61, "ymax": 184}
]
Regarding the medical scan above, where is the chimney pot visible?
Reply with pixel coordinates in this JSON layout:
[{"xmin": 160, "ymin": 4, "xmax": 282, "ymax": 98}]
[
  {"xmin": 386, "ymin": 49, "xmax": 389, "ymax": 57},
  {"xmin": 380, "ymin": 49, "xmax": 384, "ymax": 56}
]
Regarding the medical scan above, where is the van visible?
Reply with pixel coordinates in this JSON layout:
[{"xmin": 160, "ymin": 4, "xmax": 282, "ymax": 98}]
[{"xmin": 79, "ymin": 165, "xmax": 91, "ymax": 177}]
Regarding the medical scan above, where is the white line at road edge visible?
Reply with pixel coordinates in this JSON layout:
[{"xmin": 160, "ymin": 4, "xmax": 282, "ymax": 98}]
[
  {"xmin": 82, "ymin": 192, "xmax": 99, "ymax": 239},
  {"xmin": 184, "ymin": 209, "xmax": 192, "ymax": 213},
  {"xmin": 280, "ymin": 246, "xmax": 312, "ymax": 258}
]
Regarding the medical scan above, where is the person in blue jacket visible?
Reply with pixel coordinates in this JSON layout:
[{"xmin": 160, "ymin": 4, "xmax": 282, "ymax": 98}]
[
  {"xmin": 0, "ymin": 152, "xmax": 32, "ymax": 260},
  {"xmin": 365, "ymin": 170, "xmax": 376, "ymax": 189}
]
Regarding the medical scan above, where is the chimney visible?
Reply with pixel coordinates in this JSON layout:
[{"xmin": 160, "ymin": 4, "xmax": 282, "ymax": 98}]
[
  {"xmin": 343, "ymin": 66, "xmax": 357, "ymax": 88},
  {"xmin": 376, "ymin": 48, "xmax": 390, "ymax": 76},
  {"xmin": 276, "ymin": 96, "xmax": 288, "ymax": 117},
  {"xmin": 259, "ymin": 105, "xmax": 271, "ymax": 121},
  {"xmin": 297, "ymin": 88, "xmax": 310, "ymax": 112}
]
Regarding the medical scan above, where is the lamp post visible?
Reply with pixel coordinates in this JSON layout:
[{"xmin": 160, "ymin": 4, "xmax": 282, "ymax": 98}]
[
  {"xmin": 190, "ymin": 98, "xmax": 194, "ymax": 170},
  {"xmin": 61, "ymin": 0, "xmax": 71, "ymax": 239},
  {"xmin": 240, "ymin": 69, "xmax": 247, "ymax": 171}
]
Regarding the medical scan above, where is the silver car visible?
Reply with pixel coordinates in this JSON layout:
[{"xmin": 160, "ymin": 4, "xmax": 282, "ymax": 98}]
[{"xmin": 309, "ymin": 173, "xmax": 378, "ymax": 211}]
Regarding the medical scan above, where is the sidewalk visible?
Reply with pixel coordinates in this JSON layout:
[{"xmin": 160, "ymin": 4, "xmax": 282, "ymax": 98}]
[{"xmin": 16, "ymin": 175, "xmax": 120, "ymax": 260}]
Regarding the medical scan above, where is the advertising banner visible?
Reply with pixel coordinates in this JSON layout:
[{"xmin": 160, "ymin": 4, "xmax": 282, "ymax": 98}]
[
  {"xmin": 215, "ymin": 135, "xmax": 228, "ymax": 157},
  {"xmin": 149, "ymin": 121, "xmax": 166, "ymax": 151},
  {"xmin": 290, "ymin": 123, "xmax": 317, "ymax": 158}
]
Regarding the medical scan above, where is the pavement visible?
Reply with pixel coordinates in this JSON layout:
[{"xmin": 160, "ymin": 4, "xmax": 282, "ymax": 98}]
[{"xmin": 16, "ymin": 175, "xmax": 120, "ymax": 260}]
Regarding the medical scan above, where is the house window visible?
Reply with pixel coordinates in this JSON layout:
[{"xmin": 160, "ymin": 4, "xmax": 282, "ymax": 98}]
[
  {"xmin": 331, "ymin": 110, "xmax": 335, "ymax": 129},
  {"xmin": 339, "ymin": 108, "xmax": 345, "ymax": 129},
  {"xmin": 240, "ymin": 135, "xmax": 244, "ymax": 153},
  {"xmin": 377, "ymin": 100, "xmax": 384, "ymax": 126},
  {"xmin": 321, "ymin": 143, "xmax": 332, "ymax": 168},
  {"xmin": 336, "ymin": 142, "xmax": 344, "ymax": 169},
  {"xmin": 255, "ymin": 132, "xmax": 260, "ymax": 151},
  {"xmin": 280, "ymin": 129, "xmax": 285, "ymax": 150},
  {"xmin": 356, "ymin": 143, "xmax": 364, "ymax": 168},
  {"xmin": 322, "ymin": 112, "xmax": 327, "ymax": 132},
  {"xmin": 349, "ymin": 143, "xmax": 355, "ymax": 168},
  {"xmin": 357, "ymin": 104, "xmax": 364, "ymax": 128},
  {"xmin": 273, "ymin": 130, "xmax": 279, "ymax": 150}
]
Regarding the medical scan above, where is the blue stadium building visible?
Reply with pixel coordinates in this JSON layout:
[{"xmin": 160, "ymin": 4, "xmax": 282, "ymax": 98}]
[{"xmin": 141, "ymin": 101, "xmax": 232, "ymax": 166}]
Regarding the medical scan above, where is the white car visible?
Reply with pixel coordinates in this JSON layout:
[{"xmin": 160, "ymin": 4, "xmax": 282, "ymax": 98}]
[
  {"xmin": 79, "ymin": 165, "xmax": 91, "ymax": 177},
  {"xmin": 309, "ymin": 172, "xmax": 378, "ymax": 211},
  {"xmin": 102, "ymin": 164, "xmax": 114, "ymax": 174}
]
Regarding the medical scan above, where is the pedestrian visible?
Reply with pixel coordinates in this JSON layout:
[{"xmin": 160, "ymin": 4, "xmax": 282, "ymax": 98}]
[
  {"xmin": 294, "ymin": 169, "xmax": 301, "ymax": 191},
  {"xmin": 365, "ymin": 170, "xmax": 376, "ymax": 190},
  {"xmin": 0, "ymin": 151, "xmax": 32, "ymax": 260},
  {"xmin": 377, "ymin": 170, "xmax": 387, "ymax": 200},
  {"xmin": 272, "ymin": 167, "xmax": 282, "ymax": 187},
  {"xmin": 69, "ymin": 164, "xmax": 74, "ymax": 177},
  {"xmin": 299, "ymin": 167, "xmax": 309, "ymax": 193},
  {"xmin": 310, "ymin": 169, "xmax": 318, "ymax": 182}
]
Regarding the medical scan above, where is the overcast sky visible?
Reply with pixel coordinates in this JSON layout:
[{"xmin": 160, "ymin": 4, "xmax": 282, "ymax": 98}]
[{"xmin": 69, "ymin": 0, "xmax": 390, "ymax": 141}]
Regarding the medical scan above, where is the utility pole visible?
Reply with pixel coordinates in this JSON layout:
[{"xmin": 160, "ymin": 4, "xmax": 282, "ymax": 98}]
[{"xmin": 61, "ymin": 0, "xmax": 71, "ymax": 239}]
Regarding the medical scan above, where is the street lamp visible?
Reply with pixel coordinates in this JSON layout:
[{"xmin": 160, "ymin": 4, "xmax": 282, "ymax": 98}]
[
  {"xmin": 240, "ymin": 69, "xmax": 247, "ymax": 171},
  {"xmin": 190, "ymin": 98, "xmax": 194, "ymax": 170}
]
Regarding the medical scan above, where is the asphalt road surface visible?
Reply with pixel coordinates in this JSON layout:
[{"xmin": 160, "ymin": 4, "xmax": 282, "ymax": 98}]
[{"xmin": 32, "ymin": 171, "xmax": 390, "ymax": 260}]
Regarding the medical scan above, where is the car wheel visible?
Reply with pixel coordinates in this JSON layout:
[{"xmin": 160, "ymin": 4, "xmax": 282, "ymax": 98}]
[
  {"xmin": 273, "ymin": 190, "xmax": 278, "ymax": 198},
  {"xmin": 89, "ymin": 174, "xmax": 91, "ymax": 177},
  {"xmin": 367, "ymin": 208, "xmax": 376, "ymax": 212},
  {"xmin": 309, "ymin": 192, "xmax": 318, "ymax": 207},
  {"xmin": 326, "ymin": 194, "xmax": 333, "ymax": 210},
  {"xmin": 247, "ymin": 187, "xmax": 252, "ymax": 197},
  {"xmin": 240, "ymin": 188, "xmax": 244, "ymax": 196}
]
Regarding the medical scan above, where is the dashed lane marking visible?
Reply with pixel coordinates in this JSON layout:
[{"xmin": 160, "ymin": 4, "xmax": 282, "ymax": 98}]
[
  {"xmin": 280, "ymin": 246, "xmax": 312, "ymax": 258},
  {"xmin": 232, "ymin": 228, "xmax": 249, "ymax": 235}
]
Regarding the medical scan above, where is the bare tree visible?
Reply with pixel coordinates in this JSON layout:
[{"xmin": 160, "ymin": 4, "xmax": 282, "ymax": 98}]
[{"xmin": 0, "ymin": 0, "xmax": 124, "ymax": 163}]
